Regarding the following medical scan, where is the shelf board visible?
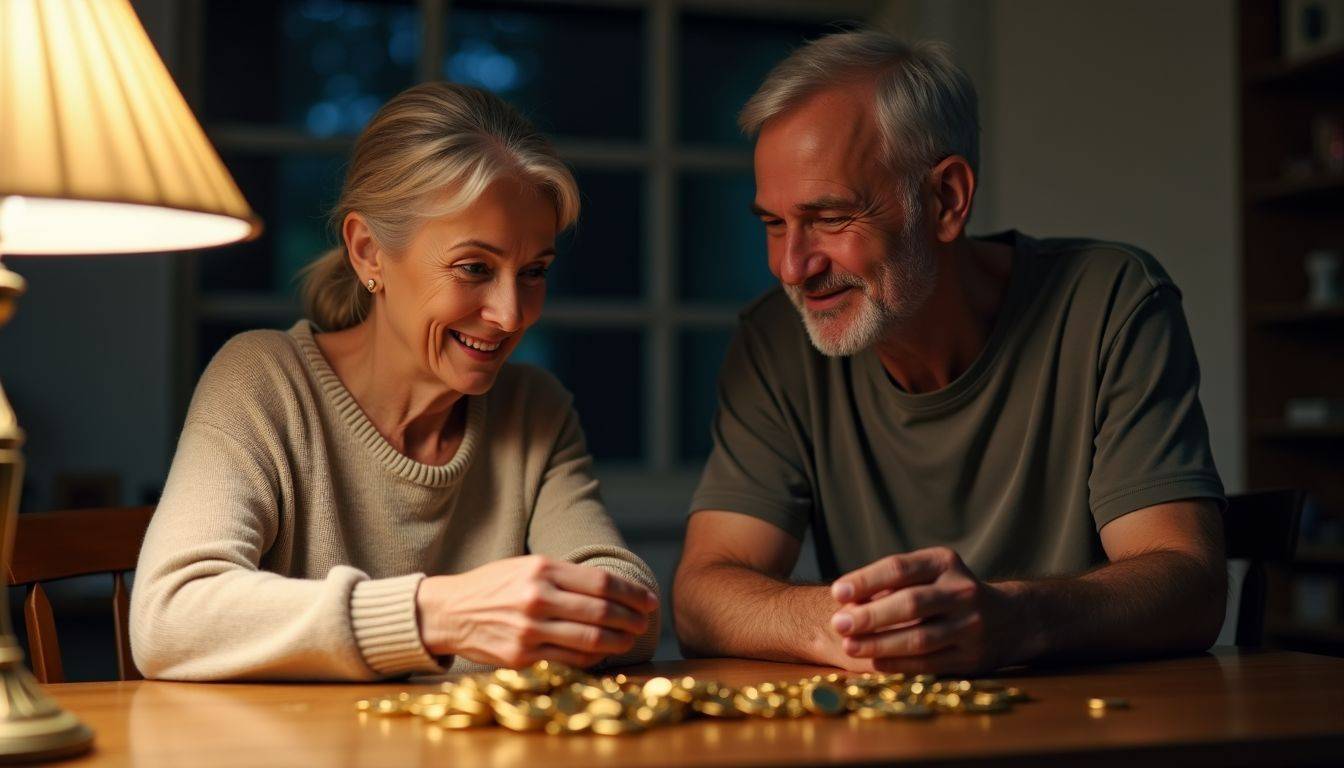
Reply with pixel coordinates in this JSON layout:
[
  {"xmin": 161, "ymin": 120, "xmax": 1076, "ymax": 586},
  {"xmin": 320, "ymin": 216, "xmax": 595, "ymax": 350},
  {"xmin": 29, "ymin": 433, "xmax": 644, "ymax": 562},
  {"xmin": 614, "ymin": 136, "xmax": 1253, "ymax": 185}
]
[
  {"xmin": 1252, "ymin": 420, "xmax": 1344, "ymax": 440},
  {"xmin": 1247, "ymin": 172, "xmax": 1344, "ymax": 205},
  {"xmin": 1267, "ymin": 620, "xmax": 1344, "ymax": 646},
  {"xmin": 1294, "ymin": 547, "xmax": 1344, "ymax": 567},
  {"xmin": 1250, "ymin": 302, "xmax": 1344, "ymax": 328},
  {"xmin": 1248, "ymin": 45, "xmax": 1344, "ymax": 87}
]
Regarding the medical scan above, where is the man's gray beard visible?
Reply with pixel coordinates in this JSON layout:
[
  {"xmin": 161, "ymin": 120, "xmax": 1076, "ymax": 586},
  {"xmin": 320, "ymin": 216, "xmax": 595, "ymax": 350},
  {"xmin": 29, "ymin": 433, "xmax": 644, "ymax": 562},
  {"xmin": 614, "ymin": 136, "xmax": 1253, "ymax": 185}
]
[{"xmin": 785, "ymin": 208, "xmax": 938, "ymax": 358}]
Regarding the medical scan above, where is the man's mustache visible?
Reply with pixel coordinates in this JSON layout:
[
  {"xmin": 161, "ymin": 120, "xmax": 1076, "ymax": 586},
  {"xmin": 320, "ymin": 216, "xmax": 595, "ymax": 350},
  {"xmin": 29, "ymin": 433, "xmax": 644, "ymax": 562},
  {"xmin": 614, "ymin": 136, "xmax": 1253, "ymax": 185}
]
[{"xmin": 786, "ymin": 272, "xmax": 867, "ymax": 299}]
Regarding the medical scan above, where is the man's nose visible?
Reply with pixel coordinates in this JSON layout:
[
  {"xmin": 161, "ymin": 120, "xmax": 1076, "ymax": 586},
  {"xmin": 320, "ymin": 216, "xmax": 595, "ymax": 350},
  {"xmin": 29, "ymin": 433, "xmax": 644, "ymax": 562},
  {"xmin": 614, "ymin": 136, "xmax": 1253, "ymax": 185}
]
[{"xmin": 778, "ymin": 226, "xmax": 826, "ymax": 286}]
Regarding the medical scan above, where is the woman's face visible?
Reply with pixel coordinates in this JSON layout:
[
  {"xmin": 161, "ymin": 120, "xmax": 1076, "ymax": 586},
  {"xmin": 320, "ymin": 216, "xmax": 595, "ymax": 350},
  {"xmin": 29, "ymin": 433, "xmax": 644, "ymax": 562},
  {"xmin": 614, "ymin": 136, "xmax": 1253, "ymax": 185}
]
[{"xmin": 379, "ymin": 176, "xmax": 558, "ymax": 396}]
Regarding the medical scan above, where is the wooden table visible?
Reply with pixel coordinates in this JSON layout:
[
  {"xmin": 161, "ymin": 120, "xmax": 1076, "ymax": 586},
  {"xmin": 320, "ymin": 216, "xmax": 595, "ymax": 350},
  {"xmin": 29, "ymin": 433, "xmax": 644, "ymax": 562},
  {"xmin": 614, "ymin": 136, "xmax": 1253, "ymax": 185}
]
[{"xmin": 42, "ymin": 649, "xmax": 1344, "ymax": 767}]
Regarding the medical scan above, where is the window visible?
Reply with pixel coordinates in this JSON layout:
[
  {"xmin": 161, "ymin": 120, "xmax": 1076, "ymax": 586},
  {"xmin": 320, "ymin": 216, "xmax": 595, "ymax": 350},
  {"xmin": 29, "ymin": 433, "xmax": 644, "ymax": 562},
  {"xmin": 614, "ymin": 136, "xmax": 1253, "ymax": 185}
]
[{"xmin": 188, "ymin": 0, "xmax": 864, "ymax": 471}]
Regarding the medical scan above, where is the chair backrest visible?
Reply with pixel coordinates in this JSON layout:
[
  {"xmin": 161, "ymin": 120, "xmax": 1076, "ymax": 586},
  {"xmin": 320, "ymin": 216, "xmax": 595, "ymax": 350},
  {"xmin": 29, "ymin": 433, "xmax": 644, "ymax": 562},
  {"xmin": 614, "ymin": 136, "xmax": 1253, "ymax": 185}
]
[
  {"xmin": 1223, "ymin": 489, "xmax": 1305, "ymax": 647},
  {"xmin": 6, "ymin": 506, "xmax": 155, "ymax": 683}
]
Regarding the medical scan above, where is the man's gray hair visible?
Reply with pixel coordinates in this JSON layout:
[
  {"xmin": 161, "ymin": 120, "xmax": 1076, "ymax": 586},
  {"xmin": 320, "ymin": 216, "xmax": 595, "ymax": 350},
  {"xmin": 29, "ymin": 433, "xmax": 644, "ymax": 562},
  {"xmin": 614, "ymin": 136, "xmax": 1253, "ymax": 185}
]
[{"xmin": 739, "ymin": 30, "xmax": 980, "ymax": 176}]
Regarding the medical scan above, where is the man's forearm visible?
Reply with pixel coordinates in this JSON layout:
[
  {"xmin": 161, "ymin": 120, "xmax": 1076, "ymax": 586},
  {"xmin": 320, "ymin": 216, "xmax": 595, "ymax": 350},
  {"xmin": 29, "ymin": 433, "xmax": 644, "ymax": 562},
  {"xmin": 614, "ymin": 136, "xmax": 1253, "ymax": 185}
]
[
  {"xmin": 1004, "ymin": 549, "xmax": 1227, "ymax": 664},
  {"xmin": 675, "ymin": 562, "xmax": 844, "ymax": 666}
]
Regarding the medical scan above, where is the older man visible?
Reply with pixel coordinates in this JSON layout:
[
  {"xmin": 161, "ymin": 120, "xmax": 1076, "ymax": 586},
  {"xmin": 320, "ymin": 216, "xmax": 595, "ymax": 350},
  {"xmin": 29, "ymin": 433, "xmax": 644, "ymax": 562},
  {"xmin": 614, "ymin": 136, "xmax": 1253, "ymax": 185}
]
[{"xmin": 673, "ymin": 30, "xmax": 1227, "ymax": 674}]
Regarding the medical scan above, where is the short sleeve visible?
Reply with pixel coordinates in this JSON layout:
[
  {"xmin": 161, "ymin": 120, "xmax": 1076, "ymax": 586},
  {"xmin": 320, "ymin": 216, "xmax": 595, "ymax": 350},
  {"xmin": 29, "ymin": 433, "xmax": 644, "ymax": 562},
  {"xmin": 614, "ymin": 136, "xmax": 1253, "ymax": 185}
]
[
  {"xmin": 1090, "ymin": 286, "xmax": 1225, "ymax": 528},
  {"xmin": 688, "ymin": 322, "xmax": 813, "ymax": 539}
]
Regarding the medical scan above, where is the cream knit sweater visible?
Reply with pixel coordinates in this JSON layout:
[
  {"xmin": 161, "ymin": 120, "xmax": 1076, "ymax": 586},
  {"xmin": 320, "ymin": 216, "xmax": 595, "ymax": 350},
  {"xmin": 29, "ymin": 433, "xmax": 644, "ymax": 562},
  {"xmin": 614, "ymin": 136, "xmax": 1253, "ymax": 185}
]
[{"xmin": 130, "ymin": 321, "xmax": 659, "ymax": 681}]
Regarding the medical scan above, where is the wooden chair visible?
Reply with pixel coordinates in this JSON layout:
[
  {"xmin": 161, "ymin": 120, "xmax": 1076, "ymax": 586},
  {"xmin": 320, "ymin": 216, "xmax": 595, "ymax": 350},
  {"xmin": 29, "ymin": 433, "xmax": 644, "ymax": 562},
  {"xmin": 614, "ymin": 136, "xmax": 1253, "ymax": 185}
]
[
  {"xmin": 1224, "ymin": 489, "xmax": 1305, "ymax": 647},
  {"xmin": 6, "ymin": 505, "xmax": 156, "ymax": 683}
]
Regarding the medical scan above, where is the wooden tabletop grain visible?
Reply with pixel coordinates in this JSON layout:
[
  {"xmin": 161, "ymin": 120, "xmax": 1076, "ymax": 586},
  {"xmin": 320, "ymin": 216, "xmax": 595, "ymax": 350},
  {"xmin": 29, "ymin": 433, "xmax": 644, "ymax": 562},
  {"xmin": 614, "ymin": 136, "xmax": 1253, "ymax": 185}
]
[{"xmin": 41, "ymin": 649, "xmax": 1344, "ymax": 767}]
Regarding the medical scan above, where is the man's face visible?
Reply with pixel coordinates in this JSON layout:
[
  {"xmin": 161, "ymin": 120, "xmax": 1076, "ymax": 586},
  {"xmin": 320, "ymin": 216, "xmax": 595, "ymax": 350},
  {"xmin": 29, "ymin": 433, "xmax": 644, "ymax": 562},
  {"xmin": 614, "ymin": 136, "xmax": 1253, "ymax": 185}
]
[{"xmin": 752, "ymin": 83, "xmax": 937, "ymax": 356}]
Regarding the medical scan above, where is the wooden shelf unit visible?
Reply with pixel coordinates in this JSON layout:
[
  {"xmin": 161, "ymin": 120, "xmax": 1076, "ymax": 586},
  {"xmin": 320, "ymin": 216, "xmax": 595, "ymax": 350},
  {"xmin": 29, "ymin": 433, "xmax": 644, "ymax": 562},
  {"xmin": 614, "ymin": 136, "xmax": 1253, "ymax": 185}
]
[{"xmin": 1240, "ymin": 2, "xmax": 1344, "ymax": 657}]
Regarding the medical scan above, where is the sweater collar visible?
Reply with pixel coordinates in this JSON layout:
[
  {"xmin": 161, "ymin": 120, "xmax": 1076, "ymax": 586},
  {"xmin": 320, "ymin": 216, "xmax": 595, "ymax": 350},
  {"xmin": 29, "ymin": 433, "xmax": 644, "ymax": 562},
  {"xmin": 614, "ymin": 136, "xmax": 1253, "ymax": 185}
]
[{"xmin": 289, "ymin": 320, "xmax": 484, "ymax": 488}]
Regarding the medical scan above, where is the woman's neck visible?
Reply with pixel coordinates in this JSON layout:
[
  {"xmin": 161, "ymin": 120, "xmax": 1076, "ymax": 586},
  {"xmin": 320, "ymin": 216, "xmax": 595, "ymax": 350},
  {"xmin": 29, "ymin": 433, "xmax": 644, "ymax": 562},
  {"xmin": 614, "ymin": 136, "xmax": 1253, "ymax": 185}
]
[{"xmin": 314, "ymin": 318, "xmax": 467, "ymax": 465}]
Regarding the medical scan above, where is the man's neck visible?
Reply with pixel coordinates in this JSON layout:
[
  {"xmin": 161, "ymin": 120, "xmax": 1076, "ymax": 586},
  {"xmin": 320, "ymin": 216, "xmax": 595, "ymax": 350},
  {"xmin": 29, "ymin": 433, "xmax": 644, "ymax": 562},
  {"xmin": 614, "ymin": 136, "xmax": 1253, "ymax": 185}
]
[{"xmin": 874, "ymin": 236, "xmax": 1015, "ymax": 394}]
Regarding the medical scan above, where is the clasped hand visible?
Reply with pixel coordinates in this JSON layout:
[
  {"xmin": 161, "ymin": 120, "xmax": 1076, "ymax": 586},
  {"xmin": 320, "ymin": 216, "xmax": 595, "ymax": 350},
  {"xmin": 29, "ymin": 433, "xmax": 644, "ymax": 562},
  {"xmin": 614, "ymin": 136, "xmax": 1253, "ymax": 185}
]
[
  {"xmin": 417, "ymin": 555, "xmax": 658, "ymax": 669},
  {"xmin": 828, "ymin": 546, "xmax": 1021, "ymax": 674}
]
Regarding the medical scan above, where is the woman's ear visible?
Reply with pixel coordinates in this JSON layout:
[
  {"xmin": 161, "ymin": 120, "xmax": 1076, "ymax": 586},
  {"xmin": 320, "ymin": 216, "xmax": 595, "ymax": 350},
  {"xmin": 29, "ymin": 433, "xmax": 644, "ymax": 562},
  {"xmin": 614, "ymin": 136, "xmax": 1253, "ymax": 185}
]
[{"xmin": 343, "ymin": 212, "xmax": 382, "ymax": 285}]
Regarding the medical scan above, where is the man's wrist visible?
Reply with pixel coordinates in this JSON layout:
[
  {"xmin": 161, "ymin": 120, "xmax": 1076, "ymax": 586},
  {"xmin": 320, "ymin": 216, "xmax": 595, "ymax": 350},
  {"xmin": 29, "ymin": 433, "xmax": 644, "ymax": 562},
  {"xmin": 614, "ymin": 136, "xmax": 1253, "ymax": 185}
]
[{"xmin": 993, "ymin": 579, "xmax": 1051, "ymax": 665}]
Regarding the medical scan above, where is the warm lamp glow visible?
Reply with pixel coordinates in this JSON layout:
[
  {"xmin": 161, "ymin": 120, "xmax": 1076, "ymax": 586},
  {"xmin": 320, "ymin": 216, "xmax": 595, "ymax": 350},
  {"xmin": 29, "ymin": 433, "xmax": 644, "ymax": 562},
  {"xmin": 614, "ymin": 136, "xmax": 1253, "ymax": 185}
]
[
  {"xmin": 0, "ymin": 0, "xmax": 260, "ymax": 254},
  {"xmin": 0, "ymin": 196, "xmax": 255, "ymax": 255}
]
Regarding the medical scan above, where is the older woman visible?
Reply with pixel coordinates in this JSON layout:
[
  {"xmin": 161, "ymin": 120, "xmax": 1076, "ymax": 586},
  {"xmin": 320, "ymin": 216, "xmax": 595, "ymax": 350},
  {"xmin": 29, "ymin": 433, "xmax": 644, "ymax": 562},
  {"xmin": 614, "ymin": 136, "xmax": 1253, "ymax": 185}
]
[{"xmin": 130, "ymin": 83, "xmax": 660, "ymax": 680}]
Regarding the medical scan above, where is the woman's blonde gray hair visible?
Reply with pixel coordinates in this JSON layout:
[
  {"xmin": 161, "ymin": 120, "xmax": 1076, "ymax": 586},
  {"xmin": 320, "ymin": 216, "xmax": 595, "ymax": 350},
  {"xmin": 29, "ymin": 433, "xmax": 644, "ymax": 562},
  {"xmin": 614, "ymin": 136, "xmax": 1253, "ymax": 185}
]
[
  {"xmin": 738, "ymin": 30, "xmax": 979, "ymax": 177},
  {"xmin": 301, "ymin": 82, "xmax": 580, "ymax": 331}
]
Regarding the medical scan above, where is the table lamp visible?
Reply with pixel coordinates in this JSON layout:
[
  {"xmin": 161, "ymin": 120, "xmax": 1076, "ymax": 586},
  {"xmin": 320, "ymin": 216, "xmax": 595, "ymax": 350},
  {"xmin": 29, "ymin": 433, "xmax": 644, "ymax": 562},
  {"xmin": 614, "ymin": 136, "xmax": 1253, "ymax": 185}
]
[{"xmin": 0, "ymin": 0, "xmax": 260, "ymax": 760}]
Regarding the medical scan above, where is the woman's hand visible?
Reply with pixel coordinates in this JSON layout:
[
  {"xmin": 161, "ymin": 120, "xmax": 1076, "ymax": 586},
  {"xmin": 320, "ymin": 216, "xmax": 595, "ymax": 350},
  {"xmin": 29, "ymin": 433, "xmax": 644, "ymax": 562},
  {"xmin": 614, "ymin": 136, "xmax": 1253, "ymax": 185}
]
[{"xmin": 416, "ymin": 555, "xmax": 658, "ymax": 669}]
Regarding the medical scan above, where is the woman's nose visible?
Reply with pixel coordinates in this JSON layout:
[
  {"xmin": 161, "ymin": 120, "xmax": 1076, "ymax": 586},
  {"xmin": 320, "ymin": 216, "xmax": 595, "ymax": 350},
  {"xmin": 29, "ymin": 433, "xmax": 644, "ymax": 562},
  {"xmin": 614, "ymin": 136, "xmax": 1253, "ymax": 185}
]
[{"xmin": 481, "ymin": 279, "xmax": 523, "ymax": 333}]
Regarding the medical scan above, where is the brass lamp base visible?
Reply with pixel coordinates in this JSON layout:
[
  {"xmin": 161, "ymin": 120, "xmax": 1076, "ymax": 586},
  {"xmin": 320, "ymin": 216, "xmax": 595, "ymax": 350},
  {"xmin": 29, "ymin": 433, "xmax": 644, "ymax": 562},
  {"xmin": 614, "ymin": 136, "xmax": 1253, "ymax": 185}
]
[
  {"xmin": 0, "ymin": 641, "xmax": 93, "ymax": 762},
  {"xmin": 0, "ymin": 257, "xmax": 94, "ymax": 762}
]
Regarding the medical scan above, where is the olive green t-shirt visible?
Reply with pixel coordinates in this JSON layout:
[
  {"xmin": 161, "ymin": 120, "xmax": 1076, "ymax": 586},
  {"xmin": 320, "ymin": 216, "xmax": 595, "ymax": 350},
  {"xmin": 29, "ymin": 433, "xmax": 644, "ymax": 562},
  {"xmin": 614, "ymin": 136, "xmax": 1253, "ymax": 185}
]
[{"xmin": 690, "ymin": 231, "xmax": 1225, "ymax": 581}]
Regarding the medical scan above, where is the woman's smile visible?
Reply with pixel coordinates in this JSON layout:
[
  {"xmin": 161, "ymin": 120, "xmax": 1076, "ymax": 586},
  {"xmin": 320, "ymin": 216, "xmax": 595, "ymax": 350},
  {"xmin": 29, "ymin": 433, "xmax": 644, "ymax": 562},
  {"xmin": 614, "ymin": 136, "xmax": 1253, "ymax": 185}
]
[{"xmin": 449, "ymin": 328, "xmax": 509, "ymax": 361}]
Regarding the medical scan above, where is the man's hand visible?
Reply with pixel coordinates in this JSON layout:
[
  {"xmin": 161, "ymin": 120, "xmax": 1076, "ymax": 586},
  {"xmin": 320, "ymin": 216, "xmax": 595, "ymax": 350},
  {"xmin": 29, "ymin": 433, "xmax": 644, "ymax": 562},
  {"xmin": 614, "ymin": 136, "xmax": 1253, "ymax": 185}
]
[{"xmin": 828, "ymin": 546, "xmax": 1032, "ymax": 675}]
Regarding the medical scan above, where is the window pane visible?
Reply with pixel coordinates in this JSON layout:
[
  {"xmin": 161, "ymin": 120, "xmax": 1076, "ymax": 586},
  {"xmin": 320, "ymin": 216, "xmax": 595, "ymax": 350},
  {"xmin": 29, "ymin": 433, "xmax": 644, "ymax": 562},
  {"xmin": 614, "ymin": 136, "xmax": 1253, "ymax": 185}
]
[
  {"xmin": 550, "ymin": 170, "xmax": 644, "ymax": 299},
  {"xmin": 510, "ymin": 327, "xmax": 644, "ymax": 461},
  {"xmin": 201, "ymin": 153, "xmax": 346, "ymax": 297},
  {"xmin": 204, "ymin": 0, "xmax": 419, "ymax": 135},
  {"xmin": 678, "ymin": 15, "xmax": 842, "ymax": 146},
  {"xmin": 679, "ymin": 328, "xmax": 733, "ymax": 463},
  {"xmin": 677, "ymin": 171, "xmax": 776, "ymax": 303},
  {"xmin": 201, "ymin": 153, "xmax": 345, "ymax": 296},
  {"xmin": 444, "ymin": 3, "xmax": 644, "ymax": 139}
]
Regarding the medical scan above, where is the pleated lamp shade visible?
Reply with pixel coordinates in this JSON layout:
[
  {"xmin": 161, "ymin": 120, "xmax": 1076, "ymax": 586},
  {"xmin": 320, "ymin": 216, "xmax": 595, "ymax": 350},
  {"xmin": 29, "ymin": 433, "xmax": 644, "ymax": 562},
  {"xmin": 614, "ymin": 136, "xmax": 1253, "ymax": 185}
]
[{"xmin": 0, "ymin": 0, "xmax": 261, "ymax": 255}]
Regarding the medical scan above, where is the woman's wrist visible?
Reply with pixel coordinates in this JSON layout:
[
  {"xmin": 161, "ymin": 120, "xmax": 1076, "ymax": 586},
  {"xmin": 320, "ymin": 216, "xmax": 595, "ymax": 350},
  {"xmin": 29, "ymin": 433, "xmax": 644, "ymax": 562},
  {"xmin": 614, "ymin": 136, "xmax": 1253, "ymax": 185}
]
[{"xmin": 415, "ymin": 574, "xmax": 461, "ymax": 657}]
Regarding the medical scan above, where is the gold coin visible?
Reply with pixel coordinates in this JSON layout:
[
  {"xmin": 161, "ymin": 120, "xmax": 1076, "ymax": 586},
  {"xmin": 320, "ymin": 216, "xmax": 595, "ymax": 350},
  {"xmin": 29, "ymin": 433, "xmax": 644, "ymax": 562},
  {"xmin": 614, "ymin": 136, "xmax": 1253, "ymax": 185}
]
[
  {"xmin": 417, "ymin": 703, "xmax": 450, "ymax": 721},
  {"xmin": 642, "ymin": 676, "xmax": 674, "ymax": 699},
  {"xmin": 440, "ymin": 712, "xmax": 487, "ymax": 729},
  {"xmin": 670, "ymin": 676, "xmax": 701, "ymax": 702},
  {"xmin": 497, "ymin": 710, "xmax": 547, "ymax": 732},
  {"xmin": 373, "ymin": 698, "xmax": 409, "ymax": 716},
  {"xmin": 963, "ymin": 691, "xmax": 1009, "ymax": 713},
  {"xmin": 802, "ymin": 682, "xmax": 848, "ymax": 716},
  {"xmin": 590, "ymin": 717, "xmax": 645, "ymax": 736},
  {"xmin": 587, "ymin": 697, "xmax": 626, "ymax": 718}
]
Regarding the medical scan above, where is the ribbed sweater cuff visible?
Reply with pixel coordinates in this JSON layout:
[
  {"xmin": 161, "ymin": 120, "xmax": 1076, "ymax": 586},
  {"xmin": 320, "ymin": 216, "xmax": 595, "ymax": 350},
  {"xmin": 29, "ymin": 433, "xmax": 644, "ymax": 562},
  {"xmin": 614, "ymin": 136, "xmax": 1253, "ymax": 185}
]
[{"xmin": 351, "ymin": 574, "xmax": 445, "ymax": 678}]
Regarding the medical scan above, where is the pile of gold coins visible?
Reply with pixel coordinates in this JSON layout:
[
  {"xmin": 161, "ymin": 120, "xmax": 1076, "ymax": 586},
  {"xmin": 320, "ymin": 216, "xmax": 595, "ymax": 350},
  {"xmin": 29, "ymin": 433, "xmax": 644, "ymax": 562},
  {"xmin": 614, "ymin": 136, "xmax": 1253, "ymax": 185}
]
[{"xmin": 357, "ymin": 661, "xmax": 1030, "ymax": 736}]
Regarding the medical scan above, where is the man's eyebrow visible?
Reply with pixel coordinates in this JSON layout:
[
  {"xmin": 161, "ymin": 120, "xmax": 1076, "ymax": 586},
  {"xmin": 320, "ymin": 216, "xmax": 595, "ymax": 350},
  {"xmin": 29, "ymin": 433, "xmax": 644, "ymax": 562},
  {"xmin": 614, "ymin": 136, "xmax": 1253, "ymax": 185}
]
[
  {"xmin": 749, "ymin": 202, "xmax": 776, "ymax": 218},
  {"xmin": 796, "ymin": 195, "xmax": 862, "ymax": 212}
]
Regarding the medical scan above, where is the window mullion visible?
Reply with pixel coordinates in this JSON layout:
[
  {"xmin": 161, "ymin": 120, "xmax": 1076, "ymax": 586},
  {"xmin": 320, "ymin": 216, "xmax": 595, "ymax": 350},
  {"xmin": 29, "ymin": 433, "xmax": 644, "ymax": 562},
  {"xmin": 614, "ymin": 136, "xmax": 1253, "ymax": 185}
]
[
  {"xmin": 420, "ymin": 0, "xmax": 446, "ymax": 84},
  {"xmin": 644, "ymin": 0, "xmax": 677, "ymax": 472}
]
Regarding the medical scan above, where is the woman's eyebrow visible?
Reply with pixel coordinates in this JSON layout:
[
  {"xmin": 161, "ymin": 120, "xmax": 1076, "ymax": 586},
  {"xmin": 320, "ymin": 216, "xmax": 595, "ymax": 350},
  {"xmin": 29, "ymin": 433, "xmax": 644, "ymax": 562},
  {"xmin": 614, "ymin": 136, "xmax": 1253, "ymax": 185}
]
[
  {"xmin": 450, "ymin": 239, "xmax": 556, "ymax": 260},
  {"xmin": 449, "ymin": 238, "xmax": 504, "ymax": 255}
]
